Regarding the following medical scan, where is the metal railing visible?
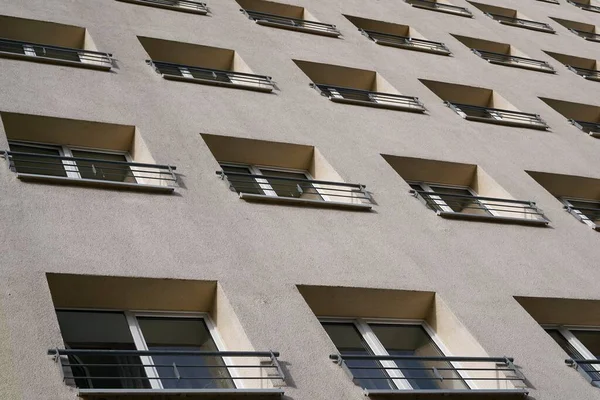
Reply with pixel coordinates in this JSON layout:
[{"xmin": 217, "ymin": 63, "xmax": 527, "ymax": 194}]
[
  {"xmin": 241, "ymin": 9, "xmax": 340, "ymax": 35},
  {"xmin": 218, "ymin": 170, "xmax": 373, "ymax": 205},
  {"xmin": 119, "ymin": 0, "xmax": 209, "ymax": 13},
  {"xmin": 569, "ymin": 29, "xmax": 600, "ymax": 41},
  {"xmin": 4, "ymin": 151, "xmax": 177, "ymax": 188},
  {"xmin": 445, "ymin": 102, "xmax": 549, "ymax": 129},
  {"xmin": 361, "ymin": 29, "xmax": 451, "ymax": 54},
  {"xmin": 411, "ymin": 189, "xmax": 549, "ymax": 224},
  {"xmin": 567, "ymin": 0, "xmax": 600, "ymax": 12},
  {"xmin": 567, "ymin": 65, "xmax": 600, "ymax": 80},
  {"xmin": 312, "ymin": 84, "xmax": 426, "ymax": 112},
  {"xmin": 48, "ymin": 349, "xmax": 284, "ymax": 390},
  {"xmin": 404, "ymin": 0, "xmax": 473, "ymax": 16},
  {"xmin": 486, "ymin": 13, "xmax": 555, "ymax": 32},
  {"xmin": 569, "ymin": 119, "xmax": 600, "ymax": 136},
  {"xmin": 538, "ymin": 0, "xmax": 559, "ymax": 3},
  {"xmin": 331, "ymin": 354, "xmax": 528, "ymax": 393},
  {"xmin": 566, "ymin": 358, "xmax": 600, "ymax": 385},
  {"xmin": 563, "ymin": 204, "xmax": 600, "ymax": 228},
  {"xmin": 0, "ymin": 38, "xmax": 112, "ymax": 69},
  {"xmin": 472, "ymin": 49, "xmax": 555, "ymax": 72},
  {"xmin": 147, "ymin": 60, "xmax": 275, "ymax": 90}
]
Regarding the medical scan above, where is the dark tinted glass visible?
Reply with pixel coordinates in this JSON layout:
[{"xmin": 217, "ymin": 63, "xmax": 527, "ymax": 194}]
[
  {"xmin": 70, "ymin": 150, "xmax": 135, "ymax": 183},
  {"xmin": 222, "ymin": 165, "xmax": 263, "ymax": 195},
  {"xmin": 259, "ymin": 169, "xmax": 318, "ymax": 199},
  {"xmin": 9, "ymin": 143, "xmax": 67, "ymax": 177}
]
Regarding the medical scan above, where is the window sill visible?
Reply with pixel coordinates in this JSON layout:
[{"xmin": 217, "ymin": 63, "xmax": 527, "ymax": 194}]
[
  {"xmin": 365, "ymin": 388, "xmax": 529, "ymax": 399},
  {"xmin": 115, "ymin": 0, "xmax": 208, "ymax": 14},
  {"xmin": 329, "ymin": 97, "xmax": 426, "ymax": 113},
  {"xmin": 254, "ymin": 20, "xmax": 340, "ymax": 37},
  {"xmin": 498, "ymin": 21, "xmax": 555, "ymax": 34},
  {"xmin": 79, "ymin": 388, "xmax": 284, "ymax": 398},
  {"xmin": 462, "ymin": 115, "xmax": 548, "ymax": 130},
  {"xmin": 239, "ymin": 193, "xmax": 373, "ymax": 211},
  {"xmin": 0, "ymin": 51, "xmax": 111, "ymax": 71},
  {"xmin": 437, "ymin": 211, "xmax": 549, "ymax": 226},
  {"xmin": 410, "ymin": 4, "xmax": 473, "ymax": 17},
  {"xmin": 488, "ymin": 60, "xmax": 555, "ymax": 74},
  {"xmin": 374, "ymin": 41, "xmax": 451, "ymax": 56},
  {"xmin": 16, "ymin": 173, "xmax": 175, "ymax": 193},
  {"xmin": 162, "ymin": 74, "xmax": 273, "ymax": 93}
]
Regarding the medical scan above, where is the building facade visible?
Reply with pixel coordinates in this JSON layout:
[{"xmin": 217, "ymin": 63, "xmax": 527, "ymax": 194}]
[{"xmin": 1, "ymin": 0, "xmax": 600, "ymax": 399}]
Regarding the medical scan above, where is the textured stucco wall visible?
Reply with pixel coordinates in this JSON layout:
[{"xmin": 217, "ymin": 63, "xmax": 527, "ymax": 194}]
[{"xmin": 1, "ymin": 0, "xmax": 600, "ymax": 399}]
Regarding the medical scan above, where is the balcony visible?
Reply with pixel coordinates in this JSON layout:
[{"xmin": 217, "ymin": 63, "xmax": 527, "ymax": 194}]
[
  {"xmin": 241, "ymin": 9, "xmax": 340, "ymax": 37},
  {"xmin": 411, "ymin": 189, "xmax": 550, "ymax": 226},
  {"xmin": 147, "ymin": 60, "xmax": 276, "ymax": 92},
  {"xmin": 361, "ymin": 30, "xmax": 451, "ymax": 55},
  {"xmin": 218, "ymin": 169, "xmax": 374, "ymax": 211},
  {"xmin": 445, "ymin": 102, "xmax": 548, "ymax": 130},
  {"xmin": 312, "ymin": 84, "xmax": 426, "ymax": 113},
  {"xmin": 485, "ymin": 13, "xmax": 555, "ymax": 33},
  {"xmin": 3, "ymin": 150, "xmax": 177, "ymax": 193},
  {"xmin": 472, "ymin": 49, "xmax": 555, "ymax": 73},
  {"xmin": 567, "ymin": 0, "xmax": 600, "ymax": 13},
  {"xmin": 569, "ymin": 29, "xmax": 600, "ymax": 42},
  {"xmin": 331, "ymin": 354, "xmax": 529, "ymax": 398},
  {"xmin": 116, "ymin": 0, "xmax": 209, "ymax": 14},
  {"xmin": 567, "ymin": 65, "xmax": 600, "ymax": 81},
  {"xmin": 0, "ymin": 38, "xmax": 112, "ymax": 70},
  {"xmin": 566, "ymin": 358, "xmax": 600, "ymax": 385},
  {"xmin": 404, "ymin": 0, "xmax": 473, "ymax": 17},
  {"xmin": 569, "ymin": 120, "xmax": 600, "ymax": 137},
  {"xmin": 48, "ymin": 348, "xmax": 285, "ymax": 398}
]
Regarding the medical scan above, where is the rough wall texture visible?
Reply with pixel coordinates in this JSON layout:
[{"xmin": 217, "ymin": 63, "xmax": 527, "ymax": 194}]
[{"xmin": 0, "ymin": 0, "xmax": 599, "ymax": 399}]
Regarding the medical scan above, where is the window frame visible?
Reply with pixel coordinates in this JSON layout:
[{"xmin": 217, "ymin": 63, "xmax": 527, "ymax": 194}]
[
  {"xmin": 221, "ymin": 162, "xmax": 329, "ymax": 201},
  {"xmin": 543, "ymin": 325, "xmax": 600, "ymax": 373},
  {"xmin": 55, "ymin": 308, "xmax": 243, "ymax": 390},
  {"xmin": 409, "ymin": 181, "xmax": 495, "ymax": 216},
  {"xmin": 9, "ymin": 140, "xmax": 135, "ymax": 181},
  {"xmin": 320, "ymin": 317, "xmax": 474, "ymax": 390},
  {"xmin": 560, "ymin": 197, "xmax": 600, "ymax": 229}
]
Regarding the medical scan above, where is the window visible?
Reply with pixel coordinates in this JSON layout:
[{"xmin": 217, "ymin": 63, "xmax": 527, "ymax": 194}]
[
  {"xmin": 551, "ymin": 18, "xmax": 600, "ymax": 42},
  {"xmin": 323, "ymin": 319, "xmax": 469, "ymax": 391},
  {"xmin": 294, "ymin": 60, "xmax": 425, "ymax": 113},
  {"xmin": 561, "ymin": 198, "xmax": 600, "ymax": 229},
  {"xmin": 0, "ymin": 15, "xmax": 112, "ymax": 70},
  {"xmin": 544, "ymin": 51, "xmax": 600, "ymax": 82},
  {"xmin": 540, "ymin": 97, "xmax": 600, "ymax": 138},
  {"xmin": 55, "ymin": 310, "xmax": 233, "ymax": 390},
  {"xmin": 546, "ymin": 327, "xmax": 600, "ymax": 385},
  {"xmin": 409, "ymin": 182, "xmax": 491, "ymax": 215},
  {"xmin": 115, "ymin": 0, "xmax": 209, "ymax": 15},
  {"xmin": 404, "ymin": 0, "xmax": 473, "ymax": 18},
  {"xmin": 9, "ymin": 141, "xmax": 136, "ymax": 183},
  {"xmin": 221, "ymin": 163, "xmax": 322, "ymax": 200},
  {"xmin": 468, "ymin": 2, "xmax": 555, "ymax": 33},
  {"xmin": 567, "ymin": 0, "xmax": 600, "ymax": 13}
]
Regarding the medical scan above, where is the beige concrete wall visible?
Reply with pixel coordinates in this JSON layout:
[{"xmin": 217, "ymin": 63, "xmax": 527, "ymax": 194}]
[{"xmin": 2, "ymin": 0, "xmax": 600, "ymax": 399}]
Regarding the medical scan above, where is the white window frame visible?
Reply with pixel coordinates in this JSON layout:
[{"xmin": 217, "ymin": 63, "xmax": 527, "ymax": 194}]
[
  {"xmin": 544, "ymin": 325, "xmax": 600, "ymax": 373},
  {"xmin": 320, "ymin": 317, "xmax": 474, "ymax": 390},
  {"xmin": 57, "ymin": 308, "xmax": 243, "ymax": 390},
  {"xmin": 221, "ymin": 162, "xmax": 330, "ymax": 201},
  {"xmin": 9, "ymin": 140, "xmax": 135, "ymax": 181},
  {"xmin": 560, "ymin": 197, "xmax": 600, "ymax": 229},
  {"xmin": 409, "ymin": 181, "xmax": 494, "ymax": 216}
]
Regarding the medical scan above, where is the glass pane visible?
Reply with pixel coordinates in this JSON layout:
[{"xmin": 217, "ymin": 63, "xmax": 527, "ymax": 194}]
[
  {"xmin": 259, "ymin": 169, "xmax": 320, "ymax": 199},
  {"xmin": 56, "ymin": 310, "xmax": 149, "ymax": 389},
  {"xmin": 70, "ymin": 150, "xmax": 135, "ymax": 183},
  {"xmin": 221, "ymin": 165, "xmax": 263, "ymax": 195},
  {"xmin": 428, "ymin": 185, "xmax": 487, "ymax": 214},
  {"xmin": 137, "ymin": 317, "xmax": 234, "ymax": 389},
  {"xmin": 371, "ymin": 324, "xmax": 467, "ymax": 390},
  {"xmin": 321, "ymin": 322, "xmax": 396, "ymax": 390},
  {"xmin": 189, "ymin": 68, "xmax": 231, "ymax": 83},
  {"xmin": 567, "ymin": 200, "xmax": 600, "ymax": 224},
  {"xmin": 34, "ymin": 46, "xmax": 81, "ymax": 62},
  {"xmin": 9, "ymin": 143, "xmax": 67, "ymax": 177},
  {"xmin": 0, "ymin": 41, "xmax": 26, "ymax": 55}
]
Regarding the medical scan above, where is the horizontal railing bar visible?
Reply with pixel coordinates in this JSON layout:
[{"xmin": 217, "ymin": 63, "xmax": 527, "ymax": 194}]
[
  {"xmin": 565, "ymin": 206, "xmax": 600, "ymax": 213},
  {"xmin": 313, "ymin": 84, "xmax": 419, "ymax": 101},
  {"xmin": 344, "ymin": 365, "xmax": 516, "ymax": 372},
  {"xmin": 350, "ymin": 376, "xmax": 522, "ymax": 381},
  {"xmin": 62, "ymin": 375, "xmax": 273, "ymax": 380},
  {"xmin": 362, "ymin": 30, "xmax": 447, "ymax": 47},
  {"xmin": 5, "ymin": 151, "xmax": 176, "ymax": 170},
  {"xmin": 570, "ymin": 29, "xmax": 600, "ymax": 39},
  {"xmin": 445, "ymin": 102, "xmax": 541, "ymax": 118},
  {"xmin": 407, "ymin": 0, "xmax": 471, "ymax": 12},
  {"xmin": 486, "ymin": 13, "xmax": 552, "ymax": 28},
  {"xmin": 62, "ymin": 363, "xmax": 276, "ymax": 369},
  {"xmin": 148, "ymin": 60, "xmax": 272, "ymax": 80},
  {"xmin": 243, "ymin": 9, "xmax": 336, "ymax": 28},
  {"xmin": 9, "ymin": 166, "xmax": 175, "ymax": 182},
  {"xmin": 412, "ymin": 190, "xmax": 534, "ymax": 205},
  {"xmin": 567, "ymin": 358, "xmax": 600, "ymax": 364},
  {"xmin": 0, "ymin": 37, "xmax": 112, "ymax": 56},
  {"xmin": 225, "ymin": 181, "xmax": 364, "ymax": 194},
  {"xmin": 568, "ymin": 65, "xmax": 600, "ymax": 75},
  {"xmin": 332, "ymin": 354, "xmax": 514, "ymax": 362},
  {"xmin": 474, "ymin": 49, "xmax": 551, "ymax": 66},
  {"xmin": 133, "ymin": 0, "xmax": 208, "ymax": 6},
  {"xmin": 219, "ymin": 171, "xmax": 365, "ymax": 189},
  {"xmin": 49, "ymin": 349, "xmax": 279, "ymax": 357}
]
